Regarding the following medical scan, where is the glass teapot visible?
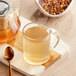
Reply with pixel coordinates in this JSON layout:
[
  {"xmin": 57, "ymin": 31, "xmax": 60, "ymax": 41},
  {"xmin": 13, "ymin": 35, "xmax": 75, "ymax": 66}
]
[{"xmin": 0, "ymin": 0, "xmax": 21, "ymax": 44}]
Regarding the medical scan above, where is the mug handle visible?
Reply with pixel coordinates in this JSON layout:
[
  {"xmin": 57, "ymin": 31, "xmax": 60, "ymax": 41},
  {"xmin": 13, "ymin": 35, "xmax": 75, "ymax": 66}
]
[{"xmin": 50, "ymin": 28, "xmax": 60, "ymax": 48}]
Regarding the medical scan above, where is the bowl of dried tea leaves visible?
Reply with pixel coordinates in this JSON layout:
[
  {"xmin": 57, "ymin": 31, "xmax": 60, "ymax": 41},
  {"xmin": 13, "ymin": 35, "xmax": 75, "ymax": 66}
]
[{"xmin": 35, "ymin": 0, "xmax": 73, "ymax": 17}]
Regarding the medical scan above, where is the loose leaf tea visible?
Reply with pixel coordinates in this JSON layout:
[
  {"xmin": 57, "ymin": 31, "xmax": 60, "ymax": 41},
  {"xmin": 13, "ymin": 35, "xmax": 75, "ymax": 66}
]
[{"xmin": 39, "ymin": 0, "xmax": 71, "ymax": 15}]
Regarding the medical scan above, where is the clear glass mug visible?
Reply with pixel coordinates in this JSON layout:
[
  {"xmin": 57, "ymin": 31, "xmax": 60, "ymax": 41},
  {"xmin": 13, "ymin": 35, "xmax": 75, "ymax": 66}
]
[{"xmin": 22, "ymin": 23, "xmax": 60, "ymax": 65}]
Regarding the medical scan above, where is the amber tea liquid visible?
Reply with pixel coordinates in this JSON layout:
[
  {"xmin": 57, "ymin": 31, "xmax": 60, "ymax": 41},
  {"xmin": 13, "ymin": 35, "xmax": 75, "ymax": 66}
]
[{"xmin": 0, "ymin": 16, "xmax": 20, "ymax": 44}]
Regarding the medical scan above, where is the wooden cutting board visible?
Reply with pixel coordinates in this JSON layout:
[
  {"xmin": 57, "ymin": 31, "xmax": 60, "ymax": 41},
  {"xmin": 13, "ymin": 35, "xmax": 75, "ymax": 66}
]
[{"xmin": 0, "ymin": 16, "xmax": 70, "ymax": 76}]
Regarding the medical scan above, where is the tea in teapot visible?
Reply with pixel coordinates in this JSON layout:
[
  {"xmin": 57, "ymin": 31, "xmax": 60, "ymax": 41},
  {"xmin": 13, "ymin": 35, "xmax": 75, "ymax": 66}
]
[{"xmin": 0, "ymin": 0, "xmax": 21, "ymax": 44}]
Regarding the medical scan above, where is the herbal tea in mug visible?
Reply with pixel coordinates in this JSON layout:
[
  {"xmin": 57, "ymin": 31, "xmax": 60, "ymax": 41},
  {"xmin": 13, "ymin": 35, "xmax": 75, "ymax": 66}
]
[{"xmin": 22, "ymin": 23, "xmax": 60, "ymax": 65}]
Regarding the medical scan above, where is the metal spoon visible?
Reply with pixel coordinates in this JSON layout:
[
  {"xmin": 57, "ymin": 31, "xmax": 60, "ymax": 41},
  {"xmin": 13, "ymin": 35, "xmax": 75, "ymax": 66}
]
[{"xmin": 5, "ymin": 46, "xmax": 14, "ymax": 76}]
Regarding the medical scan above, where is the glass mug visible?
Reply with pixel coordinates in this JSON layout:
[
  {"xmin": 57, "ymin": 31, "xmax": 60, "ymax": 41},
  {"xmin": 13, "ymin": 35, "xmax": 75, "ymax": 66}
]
[{"xmin": 22, "ymin": 23, "xmax": 60, "ymax": 65}]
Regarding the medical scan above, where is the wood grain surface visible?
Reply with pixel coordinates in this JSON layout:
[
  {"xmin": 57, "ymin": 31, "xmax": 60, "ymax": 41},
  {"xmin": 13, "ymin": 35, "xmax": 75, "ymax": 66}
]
[{"xmin": 0, "ymin": 0, "xmax": 76, "ymax": 76}]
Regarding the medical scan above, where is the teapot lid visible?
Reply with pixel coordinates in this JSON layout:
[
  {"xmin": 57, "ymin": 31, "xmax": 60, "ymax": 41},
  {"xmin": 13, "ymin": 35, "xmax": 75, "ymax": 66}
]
[{"xmin": 0, "ymin": 0, "xmax": 11, "ymax": 17}]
